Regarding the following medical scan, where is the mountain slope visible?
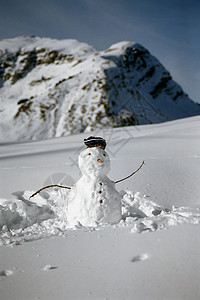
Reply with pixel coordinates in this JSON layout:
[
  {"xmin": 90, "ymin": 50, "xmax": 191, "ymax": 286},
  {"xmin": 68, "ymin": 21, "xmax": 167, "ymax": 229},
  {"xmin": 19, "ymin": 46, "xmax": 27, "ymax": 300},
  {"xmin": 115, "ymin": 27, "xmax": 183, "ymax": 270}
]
[{"xmin": 0, "ymin": 37, "xmax": 199, "ymax": 142}]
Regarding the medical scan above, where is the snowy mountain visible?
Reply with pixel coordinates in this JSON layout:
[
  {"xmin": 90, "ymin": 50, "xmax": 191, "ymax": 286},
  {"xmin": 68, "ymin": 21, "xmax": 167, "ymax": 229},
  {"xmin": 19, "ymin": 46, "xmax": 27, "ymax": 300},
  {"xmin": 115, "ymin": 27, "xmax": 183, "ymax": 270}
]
[{"xmin": 0, "ymin": 36, "xmax": 199, "ymax": 142}]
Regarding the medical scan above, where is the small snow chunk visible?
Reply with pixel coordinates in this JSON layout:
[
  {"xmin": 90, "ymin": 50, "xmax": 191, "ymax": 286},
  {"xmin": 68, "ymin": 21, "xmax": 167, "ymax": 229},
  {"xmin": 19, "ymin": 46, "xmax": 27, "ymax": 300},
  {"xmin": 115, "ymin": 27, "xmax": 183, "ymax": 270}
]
[{"xmin": 2, "ymin": 225, "xmax": 8, "ymax": 233}]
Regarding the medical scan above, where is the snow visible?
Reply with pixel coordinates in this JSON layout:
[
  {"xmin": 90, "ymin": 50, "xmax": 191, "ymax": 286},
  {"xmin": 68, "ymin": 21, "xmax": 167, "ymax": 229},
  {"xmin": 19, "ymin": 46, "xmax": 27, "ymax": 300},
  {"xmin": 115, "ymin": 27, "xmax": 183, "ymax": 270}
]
[
  {"xmin": 0, "ymin": 116, "xmax": 200, "ymax": 299},
  {"xmin": 0, "ymin": 36, "xmax": 95, "ymax": 56},
  {"xmin": 102, "ymin": 40, "xmax": 134, "ymax": 56},
  {"xmin": 0, "ymin": 225, "xmax": 199, "ymax": 300}
]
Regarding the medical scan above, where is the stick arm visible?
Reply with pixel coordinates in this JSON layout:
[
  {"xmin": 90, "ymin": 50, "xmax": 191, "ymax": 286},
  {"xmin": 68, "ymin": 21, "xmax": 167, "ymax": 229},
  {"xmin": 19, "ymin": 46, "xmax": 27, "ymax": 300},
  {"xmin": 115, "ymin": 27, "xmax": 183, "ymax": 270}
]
[
  {"xmin": 29, "ymin": 161, "xmax": 145, "ymax": 198},
  {"xmin": 115, "ymin": 160, "xmax": 145, "ymax": 184},
  {"xmin": 29, "ymin": 184, "xmax": 71, "ymax": 199}
]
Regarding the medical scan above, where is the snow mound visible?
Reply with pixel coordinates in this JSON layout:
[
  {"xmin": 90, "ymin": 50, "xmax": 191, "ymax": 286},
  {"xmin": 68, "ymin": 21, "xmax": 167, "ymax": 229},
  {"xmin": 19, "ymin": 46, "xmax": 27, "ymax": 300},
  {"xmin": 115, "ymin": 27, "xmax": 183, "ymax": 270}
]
[
  {"xmin": 120, "ymin": 191, "xmax": 200, "ymax": 233},
  {"xmin": 0, "ymin": 189, "xmax": 199, "ymax": 246}
]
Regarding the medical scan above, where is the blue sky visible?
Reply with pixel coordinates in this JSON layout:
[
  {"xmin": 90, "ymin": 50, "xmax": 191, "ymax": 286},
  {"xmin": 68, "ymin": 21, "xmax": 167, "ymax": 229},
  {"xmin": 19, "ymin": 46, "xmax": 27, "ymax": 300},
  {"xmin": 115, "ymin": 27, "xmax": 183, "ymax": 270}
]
[{"xmin": 0, "ymin": 0, "xmax": 199, "ymax": 102}]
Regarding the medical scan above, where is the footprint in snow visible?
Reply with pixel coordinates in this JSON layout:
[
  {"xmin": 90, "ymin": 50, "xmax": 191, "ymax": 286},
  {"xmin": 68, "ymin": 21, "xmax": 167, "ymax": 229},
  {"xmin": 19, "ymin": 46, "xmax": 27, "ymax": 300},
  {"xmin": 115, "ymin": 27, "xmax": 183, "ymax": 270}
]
[
  {"xmin": 0, "ymin": 269, "xmax": 14, "ymax": 277},
  {"xmin": 131, "ymin": 253, "xmax": 150, "ymax": 263},
  {"xmin": 43, "ymin": 264, "xmax": 58, "ymax": 271}
]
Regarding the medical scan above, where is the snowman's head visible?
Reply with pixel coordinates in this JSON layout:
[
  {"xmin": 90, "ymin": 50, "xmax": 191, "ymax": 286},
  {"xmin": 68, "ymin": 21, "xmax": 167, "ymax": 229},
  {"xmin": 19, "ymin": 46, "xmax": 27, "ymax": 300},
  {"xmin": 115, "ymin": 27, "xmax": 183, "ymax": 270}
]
[{"xmin": 78, "ymin": 147, "xmax": 110, "ymax": 178}]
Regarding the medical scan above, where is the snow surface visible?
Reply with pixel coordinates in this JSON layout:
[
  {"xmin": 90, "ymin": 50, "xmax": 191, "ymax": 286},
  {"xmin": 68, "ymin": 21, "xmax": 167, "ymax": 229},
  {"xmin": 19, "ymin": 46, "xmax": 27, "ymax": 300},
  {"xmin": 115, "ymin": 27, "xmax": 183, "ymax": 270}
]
[{"xmin": 0, "ymin": 116, "xmax": 200, "ymax": 299}]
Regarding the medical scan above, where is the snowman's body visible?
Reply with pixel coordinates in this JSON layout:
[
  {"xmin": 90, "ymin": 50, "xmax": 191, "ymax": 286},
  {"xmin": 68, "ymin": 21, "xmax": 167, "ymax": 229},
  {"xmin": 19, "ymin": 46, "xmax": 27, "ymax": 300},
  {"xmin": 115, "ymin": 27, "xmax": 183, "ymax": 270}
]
[{"xmin": 67, "ymin": 147, "xmax": 122, "ymax": 227}]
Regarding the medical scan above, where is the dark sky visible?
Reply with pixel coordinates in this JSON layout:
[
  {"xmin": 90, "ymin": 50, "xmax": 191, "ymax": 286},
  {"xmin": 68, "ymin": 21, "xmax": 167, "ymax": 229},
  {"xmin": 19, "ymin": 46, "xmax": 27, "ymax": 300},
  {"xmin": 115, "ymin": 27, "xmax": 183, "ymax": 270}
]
[{"xmin": 0, "ymin": 0, "xmax": 199, "ymax": 102}]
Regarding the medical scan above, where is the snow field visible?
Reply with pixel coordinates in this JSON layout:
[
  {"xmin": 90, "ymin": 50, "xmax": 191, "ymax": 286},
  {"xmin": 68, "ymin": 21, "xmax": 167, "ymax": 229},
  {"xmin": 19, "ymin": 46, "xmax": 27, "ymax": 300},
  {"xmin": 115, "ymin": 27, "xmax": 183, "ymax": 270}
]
[
  {"xmin": 0, "ymin": 224, "xmax": 199, "ymax": 299},
  {"xmin": 0, "ymin": 116, "xmax": 200, "ymax": 299}
]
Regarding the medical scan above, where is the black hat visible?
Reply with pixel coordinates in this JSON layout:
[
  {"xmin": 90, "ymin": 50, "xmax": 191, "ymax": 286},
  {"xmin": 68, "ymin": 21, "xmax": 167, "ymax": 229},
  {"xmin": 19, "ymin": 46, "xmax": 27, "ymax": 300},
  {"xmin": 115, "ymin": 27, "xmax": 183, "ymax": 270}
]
[{"xmin": 84, "ymin": 136, "xmax": 106, "ymax": 149}]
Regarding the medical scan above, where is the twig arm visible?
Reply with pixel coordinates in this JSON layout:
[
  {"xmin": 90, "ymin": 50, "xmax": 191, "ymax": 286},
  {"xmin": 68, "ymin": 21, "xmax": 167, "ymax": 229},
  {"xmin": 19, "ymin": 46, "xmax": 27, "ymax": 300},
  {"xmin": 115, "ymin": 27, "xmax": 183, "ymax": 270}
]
[
  {"xmin": 115, "ymin": 160, "xmax": 145, "ymax": 184},
  {"xmin": 29, "ymin": 161, "xmax": 145, "ymax": 198},
  {"xmin": 29, "ymin": 184, "xmax": 71, "ymax": 199}
]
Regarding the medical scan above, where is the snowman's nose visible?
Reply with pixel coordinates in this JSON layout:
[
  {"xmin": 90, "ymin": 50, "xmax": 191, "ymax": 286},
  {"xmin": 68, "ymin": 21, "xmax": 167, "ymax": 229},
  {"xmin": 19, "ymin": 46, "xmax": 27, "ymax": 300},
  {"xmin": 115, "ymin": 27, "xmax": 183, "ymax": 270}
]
[{"xmin": 97, "ymin": 158, "xmax": 103, "ymax": 163}]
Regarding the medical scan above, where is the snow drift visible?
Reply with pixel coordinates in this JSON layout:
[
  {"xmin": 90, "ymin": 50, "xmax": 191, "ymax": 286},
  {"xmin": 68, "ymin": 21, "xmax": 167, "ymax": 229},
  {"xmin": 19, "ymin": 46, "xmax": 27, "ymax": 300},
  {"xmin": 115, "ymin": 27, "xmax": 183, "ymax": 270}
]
[{"xmin": 0, "ymin": 189, "xmax": 199, "ymax": 247}]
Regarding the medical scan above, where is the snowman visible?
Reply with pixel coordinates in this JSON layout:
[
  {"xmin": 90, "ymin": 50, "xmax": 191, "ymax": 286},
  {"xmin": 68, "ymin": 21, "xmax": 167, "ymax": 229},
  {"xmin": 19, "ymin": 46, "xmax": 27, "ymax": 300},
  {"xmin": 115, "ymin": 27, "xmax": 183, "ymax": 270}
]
[{"xmin": 66, "ymin": 136, "xmax": 122, "ymax": 227}]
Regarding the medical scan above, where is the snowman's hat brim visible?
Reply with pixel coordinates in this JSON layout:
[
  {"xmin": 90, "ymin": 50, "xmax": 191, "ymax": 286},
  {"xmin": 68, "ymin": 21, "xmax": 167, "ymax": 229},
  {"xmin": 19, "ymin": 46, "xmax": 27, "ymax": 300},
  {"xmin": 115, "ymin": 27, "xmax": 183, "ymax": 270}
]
[{"xmin": 84, "ymin": 136, "xmax": 106, "ymax": 149}]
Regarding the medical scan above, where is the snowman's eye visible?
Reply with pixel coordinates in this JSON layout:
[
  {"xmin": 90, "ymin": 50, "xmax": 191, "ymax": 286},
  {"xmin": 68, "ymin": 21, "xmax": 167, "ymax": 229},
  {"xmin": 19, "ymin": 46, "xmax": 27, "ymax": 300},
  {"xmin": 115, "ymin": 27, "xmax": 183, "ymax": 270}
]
[
  {"xmin": 103, "ymin": 153, "xmax": 106, "ymax": 156},
  {"xmin": 88, "ymin": 153, "xmax": 91, "ymax": 155}
]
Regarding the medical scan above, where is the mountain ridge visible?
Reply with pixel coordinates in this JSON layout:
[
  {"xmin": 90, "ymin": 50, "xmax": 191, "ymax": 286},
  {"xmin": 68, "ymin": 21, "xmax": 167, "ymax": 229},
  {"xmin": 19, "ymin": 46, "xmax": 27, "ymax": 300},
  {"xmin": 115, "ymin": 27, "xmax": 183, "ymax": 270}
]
[{"xmin": 0, "ymin": 36, "xmax": 199, "ymax": 142}]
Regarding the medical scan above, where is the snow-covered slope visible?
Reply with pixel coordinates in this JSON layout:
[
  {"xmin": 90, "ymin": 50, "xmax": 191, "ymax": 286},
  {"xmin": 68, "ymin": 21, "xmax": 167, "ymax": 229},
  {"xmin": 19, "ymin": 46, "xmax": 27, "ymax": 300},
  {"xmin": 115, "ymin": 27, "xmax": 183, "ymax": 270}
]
[
  {"xmin": 0, "ymin": 116, "xmax": 200, "ymax": 299},
  {"xmin": 0, "ymin": 37, "xmax": 199, "ymax": 142}
]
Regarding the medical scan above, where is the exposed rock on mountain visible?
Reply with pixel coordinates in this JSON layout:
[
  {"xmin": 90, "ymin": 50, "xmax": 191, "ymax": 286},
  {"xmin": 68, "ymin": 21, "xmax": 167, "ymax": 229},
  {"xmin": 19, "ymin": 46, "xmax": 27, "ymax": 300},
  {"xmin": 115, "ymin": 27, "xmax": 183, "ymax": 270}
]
[{"xmin": 0, "ymin": 37, "xmax": 199, "ymax": 141}]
